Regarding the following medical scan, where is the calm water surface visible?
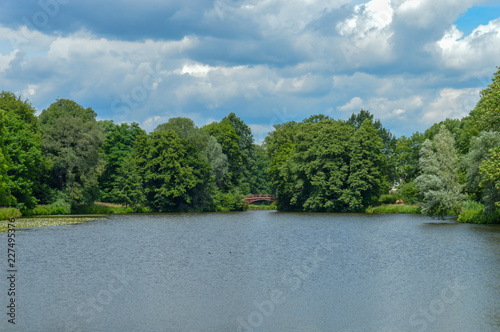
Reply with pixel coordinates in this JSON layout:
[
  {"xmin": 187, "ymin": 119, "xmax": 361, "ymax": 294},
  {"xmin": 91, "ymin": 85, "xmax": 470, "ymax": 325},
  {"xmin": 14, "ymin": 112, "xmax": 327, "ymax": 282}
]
[{"xmin": 1, "ymin": 211, "xmax": 499, "ymax": 331}]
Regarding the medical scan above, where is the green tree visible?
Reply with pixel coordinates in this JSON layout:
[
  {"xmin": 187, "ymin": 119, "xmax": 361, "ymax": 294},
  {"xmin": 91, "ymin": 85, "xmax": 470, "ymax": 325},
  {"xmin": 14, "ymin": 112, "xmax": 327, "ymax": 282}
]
[
  {"xmin": 266, "ymin": 117, "xmax": 385, "ymax": 212},
  {"xmin": 0, "ymin": 110, "xmax": 13, "ymax": 206},
  {"xmin": 40, "ymin": 99, "xmax": 105, "ymax": 205},
  {"xmin": 246, "ymin": 144, "xmax": 272, "ymax": 194},
  {"xmin": 479, "ymin": 146, "xmax": 500, "ymax": 212},
  {"xmin": 415, "ymin": 126, "xmax": 466, "ymax": 218},
  {"xmin": 346, "ymin": 119, "xmax": 385, "ymax": 211},
  {"xmin": 296, "ymin": 119, "xmax": 353, "ymax": 212},
  {"xmin": 395, "ymin": 132, "xmax": 425, "ymax": 183},
  {"xmin": 203, "ymin": 119, "xmax": 242, "ymax": 188},
  {"xmin": 0, "ymin": 91, "xmax": 39, "ymax": 130},
  {"xmin": 222, "ymin": 113, "xmax": 256, "ymax": 193},
  {"xmin": 111, "ymin": 154, "xmax": 145, "ymax": 208},
  {"xmin": 347, "ymin": 110, "xmax": 397, "ymax": 187},
  {"xmin": 264, "ymin": 121, "xmax": 299, "ymax": 209},
  {"xmin": 471, "ymin": 67, "xmax": 500, "ymax": 132},
  {"xmin": 155, "ymin": 117, "xmax": 209, "ymax": 152},
  {"xmin": 464, "ymin": 132, "xmax": 500, "ymax": 210},
  {"xmin": 98, "ymin": 120, "xmax": 145, "ymax": 202},
  {"xmin": 205, "ymin": 136, "xmax": 229, "ymax": 188},
  {"xmin": 0, "ymin": 92, "xmax": 47, "ymax": 210},
  {"xmin": 137, "ymin": 129, "xmax": 214, "ymax": 212}
]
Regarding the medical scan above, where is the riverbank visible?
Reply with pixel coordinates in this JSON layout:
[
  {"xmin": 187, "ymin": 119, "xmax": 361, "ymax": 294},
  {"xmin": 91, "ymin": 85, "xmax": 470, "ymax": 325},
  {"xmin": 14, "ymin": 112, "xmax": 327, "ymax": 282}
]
[{"xmin": 365, "ymin": 204, "xmax": 422, "ymax": 214}]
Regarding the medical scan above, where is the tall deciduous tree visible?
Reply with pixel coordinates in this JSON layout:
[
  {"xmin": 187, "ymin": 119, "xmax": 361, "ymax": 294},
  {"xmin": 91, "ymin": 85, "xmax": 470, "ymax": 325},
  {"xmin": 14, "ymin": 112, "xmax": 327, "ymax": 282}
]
[
  {"xmin": 471, "ymin": 67, "xmax": 500, "ymax": 132},
  {"xmin": 137, "ymin": 127, "xmax": 214, "ymax": 212},
  {"xmin": 40, "ymin": 99, "xmax": 105, "ymax": 205},
  {"xmin": 346, "ymin": 119, "xmax": 385, "ymax": 211},
  {"xmin": 415, "ymin": 126, "xmax": 466, "ymax": 218},
  {"xmin": 464, "ymin": 132, "xmax": 500, "ymax": 211},
  {"xmin": 111, "ymin": 154, "xmax": 145, "ymax": 208},
  {"xmin": 0, "ymin": 110, "xmax": 12, "ymax": 206},
  {"xmin": 0, "ymin": 92, "xmax": 47, "ymax": 210},
  {"xmin": 203, "ymin": 119, "xmax": 242, "ymax": 188},
  {"xmin": 479, "ymin": 146, "xmax": 500, "ymax": 212},
  {"xmin": 205, "ymin": 136, "xmax": 229, "ymax": 188},
  {"xmin": 98, "ymin": 120, "xmax": 145, "ymax": 202}
]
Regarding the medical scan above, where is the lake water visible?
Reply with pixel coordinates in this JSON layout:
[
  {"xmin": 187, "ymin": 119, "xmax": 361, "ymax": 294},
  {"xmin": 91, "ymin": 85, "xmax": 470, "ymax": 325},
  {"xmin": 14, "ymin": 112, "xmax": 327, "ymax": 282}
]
[{"xmin": 1, "ymin": 211, "xmax": 499, "ymax": 332}]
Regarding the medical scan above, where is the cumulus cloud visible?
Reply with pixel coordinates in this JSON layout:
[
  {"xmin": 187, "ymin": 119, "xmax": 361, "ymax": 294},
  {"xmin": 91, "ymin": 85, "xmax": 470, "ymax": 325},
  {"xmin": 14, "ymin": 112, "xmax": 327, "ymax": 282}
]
[
  {"xmin": 336, "ymin": 0, "xmax": 394, "ymax": 67},
  {"xmin": 434, "ymin": 19, "xmax": 500, "ymax": 74},
  {"xmin": 421, "ymin": 87, "xmax": 480, "ymax": 124},
  {"xmin": 0, "ymin": 0, "xmax": 497, "ymax": 137}
]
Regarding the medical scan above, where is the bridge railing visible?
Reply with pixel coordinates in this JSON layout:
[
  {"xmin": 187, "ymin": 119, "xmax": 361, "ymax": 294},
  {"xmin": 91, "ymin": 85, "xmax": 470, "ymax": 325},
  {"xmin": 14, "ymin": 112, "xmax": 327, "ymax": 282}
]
[{"xmin": 244, "ymin": 194, "xmax": 275, "ymax": 199}]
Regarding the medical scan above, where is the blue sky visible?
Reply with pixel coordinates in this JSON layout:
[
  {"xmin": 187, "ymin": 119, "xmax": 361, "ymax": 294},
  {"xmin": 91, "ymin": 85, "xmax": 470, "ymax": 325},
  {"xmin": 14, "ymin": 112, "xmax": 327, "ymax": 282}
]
[{"xmin": 1, "ymin": 0, "xmax": 499, "ymax": 143}]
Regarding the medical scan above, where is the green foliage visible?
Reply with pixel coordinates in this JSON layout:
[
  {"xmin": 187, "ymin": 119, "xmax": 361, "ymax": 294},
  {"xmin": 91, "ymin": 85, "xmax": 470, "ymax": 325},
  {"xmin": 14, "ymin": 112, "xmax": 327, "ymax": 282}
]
[
  {"xmin": 378, "ymin": 194, "xmax": 398, "ymax": 205},
  {"xmin": 464, "ymin": 132, "xmax": 500, "ymax": 214},
  {"xmin": 205, "ymin": 136, "xmax": 230, "ymax": 188},
  {"xmin": 471, "ymin": 67, "xmax": 500, "ymax": 132},
  {"xmin": 0, "ymin": 91, "xmax": 39, "ymax": 131},
  {"xmin": 395, "ymin": 132, "xmax": 425, "ymax": 182},
  {"xmin": 480, "ymin": 146, "xmax": 500, "ymax": 211},
  {"xmin": 98, "ymin": 121, "xmax": 145, "ymax": 202},
  {"xmin": 415, "ymin": 126, "xmax": 466, "ymax": 218},
  {"xmin": 71, "ymin": 203, "xmax": 136, "ymax": 214},
  {"xmin": 0, "ymin": 207, "xmax": 21, "ymax": 220},
  {"xmin": 0, "ymin": 93, "xmax": 47, "ymax": 211},
  {"xmin": 0, "ymin": 110, "xmax": 12, "ymax": 206},
  {"xmin": 457, "ymin": 200, "xmax": 485, "ymax": 224},
  {"xmin": 396, "ymin": 181, "xmax": 423, "ymax": 205},
  {"xmin": 346, "ymin": 119, "xmax": 385, "ymax": 211},
  {"xmin": 246, "ymin": 144, "xmax": 273, "ymax": 194},
  {"xmin": 203, "ymin": 119, "xmax": 242, "ymax": 187},
  {"xmin": 347, "ymin": 110, "xmax": 398, "ymax": 185},
  {"xmin": 110, "ymin": 154, "xmax": 146, "ymax": 208},
  {"xmin": 266, "ymin": 116, "xmax": 385, "ymax": 212},
  {"xmin": 26, "ymin": 199, "xmax": 72, "ymax": 216},
  {"xmin": 214, "ymin": 188, "xmax": 247, "ymax": 211},
  {"xmin": 366, "ymin": 204, "xmax": 422, "ymax": 214},
  {"xmin": 40, "ymin": 99, "xmax": 105, "ymax": 206},
  {"xmin": 136, "ymin": 128, "xmax": 215, "ymax": 212}
]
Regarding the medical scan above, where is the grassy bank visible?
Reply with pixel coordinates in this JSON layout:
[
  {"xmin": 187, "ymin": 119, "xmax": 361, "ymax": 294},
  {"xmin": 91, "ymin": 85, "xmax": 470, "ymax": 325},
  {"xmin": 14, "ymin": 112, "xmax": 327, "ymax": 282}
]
[
  {"xmin": 366, "ymin": 204, "xmax": 422, "ymax": 214},
  {"xmin": 247, "ymin": 203, "xmax": 277, "ymax": 210},
  {"xmin": 0, "ymin": 216, "xmax": 105, "ymax": 232}
]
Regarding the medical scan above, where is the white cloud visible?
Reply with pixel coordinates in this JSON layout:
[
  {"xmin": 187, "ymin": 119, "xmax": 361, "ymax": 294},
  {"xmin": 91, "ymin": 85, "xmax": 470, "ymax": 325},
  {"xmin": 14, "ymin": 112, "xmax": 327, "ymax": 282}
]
[
  {"xmin": 338, "ymin": 97, "xmax": 364, "ymax": 112},
  {"xmin": 434, "ymin": 18, "xmax": 500, "ymax": 73},
  {"xmin": 421, "ymin": 87, "xmax": 480, "ymax": 124},
  {"xmin": 336, "ymin": 0, "xmax": 394, "ymax": 67},
  {"xmin": 338, "ymin": 94, "xmax": 423, "ymax": 122}
]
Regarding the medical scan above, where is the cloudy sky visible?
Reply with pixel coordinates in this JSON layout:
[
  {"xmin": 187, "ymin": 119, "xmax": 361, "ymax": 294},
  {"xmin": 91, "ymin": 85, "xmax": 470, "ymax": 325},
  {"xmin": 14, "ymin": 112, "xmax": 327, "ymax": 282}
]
[{"xmin": 1, "ymin": 0, "xmax": 499, "ymax": 142}]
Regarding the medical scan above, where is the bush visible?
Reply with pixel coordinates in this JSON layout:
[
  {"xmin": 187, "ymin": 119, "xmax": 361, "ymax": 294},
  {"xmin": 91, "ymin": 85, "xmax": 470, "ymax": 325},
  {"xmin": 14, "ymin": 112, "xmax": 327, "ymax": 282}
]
[
  {"xmin": 396, "ymin": 182, "xmax": 423, "ymax": 205},
  {"xmin": 366, "ymin": 204, "xmax": 422, "ymax": 214},
  {"xmin": 378, "ymin": 194, "xmax": 398, "ymax": 205},
  {"xmin": 0, "ymin": 207, "xmax": 21, "ymax": 220},
  {"xmin": 458, "ymin": 200, "xmax": 500, "ymax": 224},
  {"xmin": 214, "ymin": 189, "xmax": 247, "ymax": 212},
  {"xmin": 25, "ymin": 198, "xmax": 72, "ymax": 216}
]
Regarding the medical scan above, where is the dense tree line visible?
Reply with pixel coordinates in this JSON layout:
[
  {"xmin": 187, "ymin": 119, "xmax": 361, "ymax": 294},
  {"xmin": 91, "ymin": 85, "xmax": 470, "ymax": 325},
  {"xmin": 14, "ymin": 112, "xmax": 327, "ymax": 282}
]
[{"xmin": 0, "ymin": 67, "xmax": 498, "ymax": 222}]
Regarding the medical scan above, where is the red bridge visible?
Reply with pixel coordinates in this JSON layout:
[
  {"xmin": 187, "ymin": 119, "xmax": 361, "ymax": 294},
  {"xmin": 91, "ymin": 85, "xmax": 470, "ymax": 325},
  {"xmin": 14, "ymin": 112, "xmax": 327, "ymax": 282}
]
[{"xmin": 243, "ymin": 194, "xmax": 276, "ymax": 206}]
